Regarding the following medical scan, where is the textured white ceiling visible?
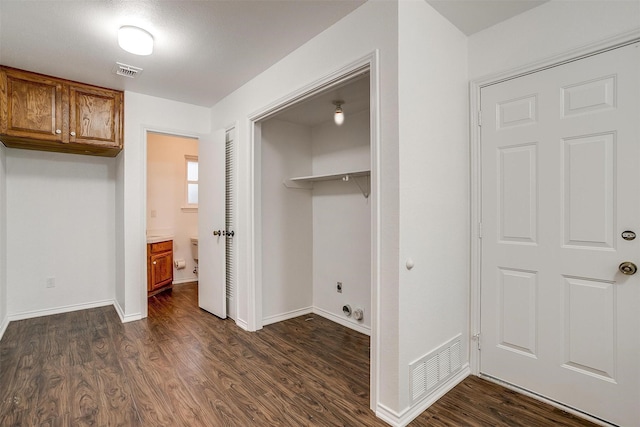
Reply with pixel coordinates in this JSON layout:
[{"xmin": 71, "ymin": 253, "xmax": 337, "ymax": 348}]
[
  {"xmin": 426, "ymin": 0, "xmax": 548, "ymax": 35},
  {"xmin": 274, "ymin": 73, "xmax": 370, "ymax": 128},
  {"xmin": 0, "ymin": 0, "xmax": 365, "ymax": 107},
  {"xmin": 0, "ymin": 1, "xmax": 547, "ymax": 109}
]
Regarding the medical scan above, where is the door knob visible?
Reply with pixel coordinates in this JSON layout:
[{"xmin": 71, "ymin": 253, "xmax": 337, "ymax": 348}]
[{"xmin": 619, "ymin": 261, "xmax": 637, "ymax": 275}]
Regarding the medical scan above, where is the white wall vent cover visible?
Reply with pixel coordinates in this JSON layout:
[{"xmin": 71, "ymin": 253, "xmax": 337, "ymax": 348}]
[
  {"xmin": 409, "ymin": 334, "xmax": 462, "ymax": 404},
  {"xmin": 112, "ymin": 62, "xmax": 143, "ymax": 78}
]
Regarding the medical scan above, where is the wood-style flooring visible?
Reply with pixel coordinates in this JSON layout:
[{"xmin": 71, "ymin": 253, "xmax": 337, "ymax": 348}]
[{"xmin": 0, "ymin": 283, "xmax": 596, "ymax": 426}]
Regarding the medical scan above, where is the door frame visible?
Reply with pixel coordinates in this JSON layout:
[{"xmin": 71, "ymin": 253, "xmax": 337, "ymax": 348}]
[
  {"xmin": 469, "ymin": 29, "xmax": 640, "ymax": 421},
  {"xmin": 142, "ymin": 127, "xmax": 202, "ymax": 319},
  {"xmin": 246, "ymin": 51, "xmax": 380, "ymax": 410}
]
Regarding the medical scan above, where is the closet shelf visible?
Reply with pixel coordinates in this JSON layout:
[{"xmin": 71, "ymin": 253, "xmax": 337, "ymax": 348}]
[{"xmin": 283, "ymin": 169, "xmax": 370, "ymax": 198}]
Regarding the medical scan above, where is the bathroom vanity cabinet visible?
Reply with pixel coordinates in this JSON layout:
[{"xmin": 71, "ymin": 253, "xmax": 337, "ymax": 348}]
[
  {"xmin": 0, "ymin": 66, "xmax": 123, "ymax": 157},
  {"xmin": 147, "ymin": 240, "xmax": 174, "ymax": 296}
]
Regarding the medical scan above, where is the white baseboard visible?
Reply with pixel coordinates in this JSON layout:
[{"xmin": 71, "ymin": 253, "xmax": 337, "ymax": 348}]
[
  {"xmin": 172, "ymin": 278, "xmax": 198, "ymax": 285},
  {"xmin": 8, "ymin": 299, "xmax": 115, "ymax": 322},
  {"xmin": 376, "ymin": 365, "xmax": 470, "ymax": 427},
  {"xmin": 261, "ymin": 305, "xmax": 372, "ymax": 335},
  {"xmin": 312, "ymin": 306, "xmax": 371, "ymax": 336},
  {"xmin": 113, "ymin": 300, "xmax": 142, "ymax": 323},
  {"xmin": 0, "ymin": 315, "xmax": 8, "ymax": 341},
  {"xmin": 375, "ymin": 403, "xmax": 403, "ymax": 427},
  {"xmin": 262, "ymin": 306, "xmax": 313, "ymax": 326},
  {"xmin": 235, "ymin": 317, "xmax": 249, "ymax": 331}
]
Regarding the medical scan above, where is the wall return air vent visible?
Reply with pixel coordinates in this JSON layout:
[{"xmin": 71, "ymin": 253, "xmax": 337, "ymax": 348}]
[
  {"xmin": 409, "ymin": 334, "xmax": 462, "ymax": 404},
  {"xmin": 113, "ymin": 62, "xmax": 143, "ymax": 78}
]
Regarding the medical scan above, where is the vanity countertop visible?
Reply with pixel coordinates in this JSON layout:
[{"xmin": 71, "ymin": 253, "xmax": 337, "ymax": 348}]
[{"xmin": 146, "ymin": 234, "xmax": 174, "ymax": 244}]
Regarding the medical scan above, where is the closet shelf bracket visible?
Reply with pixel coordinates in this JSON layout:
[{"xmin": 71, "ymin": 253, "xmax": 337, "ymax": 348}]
[
  {"xmin": 350, "ymin": 175, "xmax": 370, "ymax": 199},
  {"xmin": 282, "ymin": 179, "xmax": 313, "ymax": 190}
]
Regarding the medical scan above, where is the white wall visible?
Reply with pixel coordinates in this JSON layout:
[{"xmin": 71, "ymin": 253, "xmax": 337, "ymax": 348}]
[
  {"xmin": 205, "ymin": 1, "xmax": 398, "ymax": 414},
  {"xmin": 469, "ymin": 0, "xmax": 640, "ymax": 80},
  {"xmin": 204, "ymin": 0, "xmax": 473, "ymax": 418},
  {"xmin": 6, "ymin": 149, "xmax": 116, "ymax": 317},
  {"xmin": 147, "ymin": 133, "xmax": 199, "ymax": 284},
  {"xmin": 205, "ymin": 0, "xmax": 400, "ymax": 413},
  {"xmin": 0, "ymin": 145, "xmax": 7, "ymax": 337},
  {"xmin": 118, "ymin": 91, "xmax": 210, "ymax": 321},
  {"xmin": 397, "ymin": 0, "xmax": 469, "ymax": 418},
  {"xmin": 259, "ymin": 111, "xmax": 371, "ymax": 331},
  {"xmin": 311, "ymin": 109, "xmax": 370, "ymax": 175},
  {"xmin": 311, "ymin": 110, "xmax": 371, "ymax": 331},
  {"xmin": 261, "ymin": 119, "xmax": 313, "ymax": 321}
]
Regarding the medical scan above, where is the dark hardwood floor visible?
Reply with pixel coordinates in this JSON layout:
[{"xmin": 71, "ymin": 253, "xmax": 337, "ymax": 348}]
[{"xmin": 0, "ymin": 283, "xmax": 596, "ymax": 426}]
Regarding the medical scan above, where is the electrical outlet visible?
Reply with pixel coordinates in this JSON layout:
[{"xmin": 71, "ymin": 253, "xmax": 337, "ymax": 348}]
[
  {"xmin": 336, "ymin": 282, "xmax": 342, "ymax": 293},
  {"xmin": 46, "ymin": 277, "xmax": 55, "ymax": 288}
]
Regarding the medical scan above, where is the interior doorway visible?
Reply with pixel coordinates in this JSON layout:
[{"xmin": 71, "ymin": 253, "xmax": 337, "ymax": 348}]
[
  {"xmin": 257, "ymin": 73, "xmax": 372, "ymax": 335},
  {"xmin": 247, "ymin": 54, "xmax": 380, "ymax": 409},
  {"xmin": 145, "ymin": 131, "xmax": 200, "ymax": 301}
]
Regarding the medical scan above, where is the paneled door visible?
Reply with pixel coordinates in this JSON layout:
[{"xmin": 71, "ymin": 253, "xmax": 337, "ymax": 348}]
[{"xmin": 480, "ymin": 42, "xmax": 639, "ymax": 426}]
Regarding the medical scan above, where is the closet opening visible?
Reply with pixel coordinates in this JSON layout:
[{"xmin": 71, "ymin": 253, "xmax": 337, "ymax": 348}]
[
  {"xmin": 248, "ymin": 53, "xmax": 380, "ymax": 409},
  {"xmin": 259, "ymin": 73, "xmax": 372, "ymax": 334}
]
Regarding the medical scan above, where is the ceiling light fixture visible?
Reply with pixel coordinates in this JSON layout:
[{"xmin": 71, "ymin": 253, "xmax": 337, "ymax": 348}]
[
  {"xmin": 333, "ymin": 100, "xmax": 345, "ymax": 126},
  {"xmin": 118, "ymin": 26, "xmax": 154, "ymax": 56}
]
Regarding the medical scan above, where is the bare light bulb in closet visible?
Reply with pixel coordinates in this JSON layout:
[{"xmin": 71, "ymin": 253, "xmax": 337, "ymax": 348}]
[{"xmin": 333, "ymin": 100, "xmax": 345, "ymax": 126}]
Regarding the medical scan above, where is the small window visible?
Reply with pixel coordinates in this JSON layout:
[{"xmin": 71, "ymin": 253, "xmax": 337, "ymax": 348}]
[{"xmin": 185, "ymin": 155, "xmax": 198, "ymax": 207}]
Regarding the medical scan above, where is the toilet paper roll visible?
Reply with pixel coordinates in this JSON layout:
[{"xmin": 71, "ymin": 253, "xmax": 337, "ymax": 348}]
[{"xmin": 174, "ymin": 259, "xmax": 186, "ymax": 269}]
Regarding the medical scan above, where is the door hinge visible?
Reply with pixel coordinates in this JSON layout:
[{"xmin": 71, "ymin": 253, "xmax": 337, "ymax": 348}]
[
  {"xmin": 477, "ymin": 110, "xmax": 482, "ymax": 126},
  {"xmin": 472, "ymin": 333, "xmax": 481, "ymax": 350},
  {"xmin": 478, "ymin": 222, "xmax": 482, "ymax": 239}
]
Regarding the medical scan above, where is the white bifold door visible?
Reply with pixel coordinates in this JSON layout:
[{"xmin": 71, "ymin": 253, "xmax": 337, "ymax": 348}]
[
  {"xmin": 199, "ymin": 128, "xmax": 226, "ymax": 318},
  {"xmin": 480, "ymin": 42, "xmax": 639, "ymax": 426},
  {"xmin": 199, "ymin": 127, "xmax": 237, "ymax": 320}
]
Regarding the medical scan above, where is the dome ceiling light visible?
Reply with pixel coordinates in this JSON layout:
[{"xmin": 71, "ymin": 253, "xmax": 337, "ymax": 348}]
[{"xmin": 118, "ymin": 26, "xmax": 154, "ymax": 56}]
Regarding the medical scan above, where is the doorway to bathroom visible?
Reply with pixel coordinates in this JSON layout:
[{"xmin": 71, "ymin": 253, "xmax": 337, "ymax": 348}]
[{"xmin": 146, "ymin": 132, "xmax": 200, "ymax": 300}]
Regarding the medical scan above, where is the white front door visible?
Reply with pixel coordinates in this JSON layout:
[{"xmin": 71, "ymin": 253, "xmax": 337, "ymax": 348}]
[
  {"xmin": 480, "ymin": 42, "xmax": 640, "ymax": 426},
  {"xmin": 198, "ymin": 127, "xmax": 227, "ymax": 318}
]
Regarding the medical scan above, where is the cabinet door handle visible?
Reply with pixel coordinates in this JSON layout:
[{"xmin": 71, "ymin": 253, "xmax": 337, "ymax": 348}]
[
  {"xmin": 153, "ymin": 261, "xmax": 157, "ymax": 265},
  {"xmin": 70, "ymin": 131, "xmax": 76, "ymax": 136},
  {"xmin": 55, "ymin": 129, "xmax": 61, "ymax": 134}
]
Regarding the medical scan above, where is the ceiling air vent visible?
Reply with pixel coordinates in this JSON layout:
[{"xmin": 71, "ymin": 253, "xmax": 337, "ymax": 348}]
[{"xmin": 113, "ymin": 62, "xmax": 143, "ymax": 79}]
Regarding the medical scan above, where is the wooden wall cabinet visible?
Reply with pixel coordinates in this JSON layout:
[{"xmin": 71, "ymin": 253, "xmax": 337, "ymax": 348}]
[
  {"xmin": 147, "ymin": 240, "xmax": 174, "ymax": 296},
  {"xmin": 0, "ymin": 66, "xmax": 123, "ymax": 157}
]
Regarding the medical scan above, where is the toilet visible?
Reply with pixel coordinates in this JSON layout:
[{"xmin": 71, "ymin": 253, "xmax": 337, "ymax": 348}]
[{"xmin": 190, "ymin": 237, "xmax": 198, "ymax": 274}]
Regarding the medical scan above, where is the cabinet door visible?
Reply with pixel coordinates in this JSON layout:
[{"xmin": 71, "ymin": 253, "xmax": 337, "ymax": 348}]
[
  {"xmin": 0, "ymin": 68, "xmax": 65, "ymax": 142},
  {"xmin": 150, "ymin": 251, "xmax": 173, "ymax": 291},
  {"xmin": 69, "ymin": 84, "xmax": 122, "ymax": 149}
]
